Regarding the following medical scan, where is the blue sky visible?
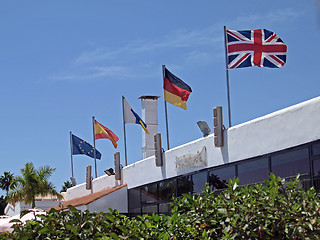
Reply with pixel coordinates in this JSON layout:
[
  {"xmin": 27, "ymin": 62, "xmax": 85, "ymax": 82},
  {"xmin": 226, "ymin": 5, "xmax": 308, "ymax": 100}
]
[{"xmin": 0, "ymin": 1, "xmax": 319, "ymax": 195}]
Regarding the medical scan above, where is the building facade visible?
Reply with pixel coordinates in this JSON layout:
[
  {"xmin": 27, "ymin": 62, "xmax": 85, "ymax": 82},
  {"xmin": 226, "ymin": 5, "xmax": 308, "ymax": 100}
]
[
  {"xmin": 128, "ymin": 139, "xmax": 320, "ymax": 216},
  {"xmin": 63, "ymin": 96, "xmax": 320, "ymax": 215},
  {"xmin": 5, "ymin": 193, "xmax": 66, "ymax": 216}
]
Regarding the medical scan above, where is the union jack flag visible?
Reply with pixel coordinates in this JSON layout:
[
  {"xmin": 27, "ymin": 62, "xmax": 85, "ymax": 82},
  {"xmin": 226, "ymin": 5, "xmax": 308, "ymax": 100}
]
[{"xmin": 226, "ymin": 29, "xmax": 287, "ymax": 69}]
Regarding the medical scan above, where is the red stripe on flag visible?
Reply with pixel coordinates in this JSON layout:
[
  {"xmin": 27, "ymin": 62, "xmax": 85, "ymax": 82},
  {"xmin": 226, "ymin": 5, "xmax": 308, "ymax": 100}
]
[
  {"xmin": 164, "ymin": 77, "xmax": 191, "ymax": 102},
  {"xmin": 94, "ymin": 120, "xmax": 119, "ymax": 148},
  {"xmin": 270, "ymin": 55, "xmax": 285, "ymax": 66},
  {"xmin": 228, "ymin": 43, "xmax": 286, "ymax": 53},
  {"xmin": 253, "ymin": 29, "xmax": 263, "ymax": 67},
  {"xmin": 227, "ymin": 30, "xmax": 247, "ymax": 41},
  {"xmin": 230, "ymin": 53, "xmax": 250, "ymax": 68},
  {"xmin": 265, "ymin": 33, "xmax": 276, "ymax": 43}
]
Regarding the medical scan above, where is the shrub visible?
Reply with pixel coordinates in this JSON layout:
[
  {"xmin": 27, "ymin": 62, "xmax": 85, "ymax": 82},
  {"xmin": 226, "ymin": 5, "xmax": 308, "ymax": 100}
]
[
  {"xmin": 169, "ymin": 174, "xmax": 320, "ymax": 239},
  {"xmin": 1, "ymin": 174, "xmax": 320, "ymax": 239}
]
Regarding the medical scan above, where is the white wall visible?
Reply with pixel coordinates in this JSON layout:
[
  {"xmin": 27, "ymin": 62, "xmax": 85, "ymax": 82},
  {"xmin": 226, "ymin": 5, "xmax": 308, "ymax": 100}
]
[
  {"xmin": 5, "ymin": 200, "xmax": 65, "ymax": 216},
  {"xmin": 87, "ymin": 186, "xmax": 128, "ymax": 213},
  {"xmin": 4, "ymin": 202, "xmax": 20, "ymax": 216},
  {"xmin": 67, "ymin": 96, "xmax": 320, "ymax": 200},
  {"xmin": 123, "ymin": 96, "xmax": 320, "ymax": 189},
  {"xmin": 227, "ymin": 96, "xmax": 320, "ymax": 161},
  {"xmin": 75, "ymin": 205, "xmax": 87, "ymax": 212},
  {"xmin": 123, "ymin": 136, "xmax": 217, "ymax": 189},
  {"xmin": 67, "ymin": 174, "xmax": 122, "ymax": 200}
]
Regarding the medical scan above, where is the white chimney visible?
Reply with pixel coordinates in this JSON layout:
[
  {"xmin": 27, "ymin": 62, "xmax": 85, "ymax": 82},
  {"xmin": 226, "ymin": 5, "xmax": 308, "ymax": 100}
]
[{"xmin": 139, "ymin": 96, "xmax": 160, "ymax": 159}]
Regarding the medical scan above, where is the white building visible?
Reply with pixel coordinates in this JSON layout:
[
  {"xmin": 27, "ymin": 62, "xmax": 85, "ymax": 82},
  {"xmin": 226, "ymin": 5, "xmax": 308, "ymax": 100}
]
[
  {"xmin": 5, "ymin": 193, "xmax": 66, "ymax": 216},
  {"xmin": 53, "ymin": 96, "xmax": 320, "ymax": 216}
]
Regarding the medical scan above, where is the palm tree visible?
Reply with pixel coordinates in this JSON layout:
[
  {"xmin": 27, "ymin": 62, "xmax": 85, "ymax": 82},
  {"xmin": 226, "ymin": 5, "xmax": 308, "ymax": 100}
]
[
  {"xmin": 7, "ymin": 162, "xmax": 63, "ymax": 208},
  {"xmin": 0, "ymin": 171, "xmax": 16, "ymax": 197},
  {"xmin": 60, "ymin": 180, "xmax": 73, "ymax": 193}
]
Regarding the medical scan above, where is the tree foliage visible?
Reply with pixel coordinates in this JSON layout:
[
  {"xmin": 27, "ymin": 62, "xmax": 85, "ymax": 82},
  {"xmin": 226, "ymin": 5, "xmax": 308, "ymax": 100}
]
[
  {"xmin": 0, "ymin": 171, "xmax": 16, "ymax": 197},
  {"xmin": 7, "ymin": 162, "xmax": 63, "ymax": 208},
  {"xmin": 1, "ymin": 174, "xmax": 320, "ymax": 239},
  {"xmin": 60, "ymin": 180, "xmax": 73, "ymax": 193}
]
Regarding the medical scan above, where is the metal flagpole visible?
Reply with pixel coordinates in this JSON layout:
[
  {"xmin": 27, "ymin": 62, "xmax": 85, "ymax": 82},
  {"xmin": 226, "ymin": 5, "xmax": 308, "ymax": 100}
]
[
  {"xmin": 92, "ymin": 116, "xmax": 97, "ymax": 178},
  {"xmin": 162, "ymin": 65, "xmax": 170, "ymax": 150},
  {"xmin": 70, "ymin": 131, "xmax": 74, "ymax": 178},
  {"xmin": 122, "ymin": 96, "xmax": 128, "ymax": 166},
  {"xmin": 224, "ymin": 26, "xmax": 232, "ymax": 128}
]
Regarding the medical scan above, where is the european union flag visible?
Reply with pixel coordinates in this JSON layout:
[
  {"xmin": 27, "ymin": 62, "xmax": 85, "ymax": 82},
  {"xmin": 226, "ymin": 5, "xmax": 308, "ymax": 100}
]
[{"xmin": 72, "ymin": 134, "xmax": 102, "ymax": 159}]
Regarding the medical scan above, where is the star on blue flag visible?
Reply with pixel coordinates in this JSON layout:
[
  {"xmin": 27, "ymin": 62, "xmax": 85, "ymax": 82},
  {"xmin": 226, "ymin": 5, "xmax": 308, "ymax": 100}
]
[{"xmin": 71, "ymin": 134, "xmax": 102, "ymax": 159}]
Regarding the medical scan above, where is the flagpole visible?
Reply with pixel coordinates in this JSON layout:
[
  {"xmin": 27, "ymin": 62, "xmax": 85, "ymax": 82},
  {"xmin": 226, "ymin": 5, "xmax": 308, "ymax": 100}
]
[
  {"xmin": 122, "ymin": 96, "xmax": 128, "ymax": 166},
  {"xmin": 162, "ymin": 65, "xmax": 170, "ymax": 150},
  {"xmin": 224, "ymin": 26, "xmax": 232, "ymax": 128},
  {"xmin": 92, "ymin": 116, "xmax": 97, "ymax": 178},
  {"xmin": 70, "ymin": 131, "xmax": 74, "ymax": 178}
]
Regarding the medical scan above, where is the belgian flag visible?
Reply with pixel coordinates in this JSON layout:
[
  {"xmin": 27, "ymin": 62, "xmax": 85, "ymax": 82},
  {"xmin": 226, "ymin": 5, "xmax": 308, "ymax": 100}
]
[{"xmin": 163, "ymin": 67, "xmax": 192, "ymax": 110}]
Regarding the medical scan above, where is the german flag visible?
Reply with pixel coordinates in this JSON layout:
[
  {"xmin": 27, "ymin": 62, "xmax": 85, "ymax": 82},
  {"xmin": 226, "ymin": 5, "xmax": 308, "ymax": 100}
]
[
  {"xmin": 94, "ymin": 120, "xmax": 119, "ymax": 148},
  {"xmin": 163, "ymin": 67, "xmax": 192, "ymax": 110}
]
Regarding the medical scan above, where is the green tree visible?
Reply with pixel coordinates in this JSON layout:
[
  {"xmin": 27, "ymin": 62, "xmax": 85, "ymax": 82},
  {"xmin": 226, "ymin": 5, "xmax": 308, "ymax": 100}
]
[
  {"xmin": 60, "ymin": 180, "xmax": 73, "ymax": 193},
  {"xmin": 0, "ymin": 171, "xmax": 16, "ymax": 197},
  {"xmin": 7, "ymin": 162, "xmax": 63, "ymax": 208}
]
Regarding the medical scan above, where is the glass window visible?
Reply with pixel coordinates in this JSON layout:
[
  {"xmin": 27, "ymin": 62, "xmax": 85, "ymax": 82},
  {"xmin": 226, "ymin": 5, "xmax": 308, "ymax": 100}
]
[
  {"xmin": 192, "ymin": 171, "xmax": 208, "ymax": 194},
  {"xmin": 142, "ymin": 204, "xmax": 158, "ymax": 214},
  {"xmin": 159, "ymin": 179, "xmax": 176, "ymax": 201},
  {"xmin": 238, "ymin": 158, "xmax": 269, "ymax": 185},
  {"xmin": 177, "ymin": 175, "xmax": 193, "ymax": 196},
  {"xmin": 209, "ymin": 166, "xmax": 235, "ymax": 191},
  {"xmin": 313, "ymin": 159, "xmax": 320, "ymax": 177},
  {"xmin": 312, "ymin": 142, "xmax": 320, "ymax": 156},
  {"xmin": 128, "ymin": 188, "xmax": 141, "ymax": 211},
  {"xmin": 314, "ymin": 148, "xmax": 320, "ymax": 192},
  {"xmin": 141, "ymin": 183, "xmax": 158, "ymax": 204},
  {"xmin": 159, "ymin": 202, "xmax": 171, "ymax": 214},
  {"xmin": 271, "ymin": 148, "xmax": 309, "ymax": 179},
  {"xmin": 314, "ymin": 178, "xmax": 320, "ymax": 192},
  {"xmin": 129, "ymin": 207, "xmax": 141, "ymax": 215}
]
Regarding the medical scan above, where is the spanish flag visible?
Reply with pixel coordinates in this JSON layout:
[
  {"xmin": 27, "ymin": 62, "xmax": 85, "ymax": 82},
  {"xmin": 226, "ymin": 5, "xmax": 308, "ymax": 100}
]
[
  {"xmin": 163, "ymin": 67, "xmax": 192, "ymax": 110},
  {"xmin": 94, "ymin": 120, "xmax": 119, "ymax": 148}
]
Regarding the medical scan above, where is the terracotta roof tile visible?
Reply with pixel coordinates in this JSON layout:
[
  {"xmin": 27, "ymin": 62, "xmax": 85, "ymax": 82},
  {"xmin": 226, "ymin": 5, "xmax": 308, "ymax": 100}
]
[{"xmin": 49, "ymin": 184, "xmax": 127, "ymax": 211}]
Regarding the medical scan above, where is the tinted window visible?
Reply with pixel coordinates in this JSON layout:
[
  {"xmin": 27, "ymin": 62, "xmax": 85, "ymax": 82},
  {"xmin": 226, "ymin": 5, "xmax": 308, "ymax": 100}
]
[
  {"xmin": 159, "ymin": 202, "xmax": 171, "ymax": 214},
  {"xmin": 271, "ymin": 148, "xmax": 309, "ymax": 178},
  {"xmin": 141, "ymin": 183, "xmax": 158, "ymax": 204},
  {"xmin": 159, "ymin": 179, "xmax": 176, "ymax": 201},
  {"xmin": 128, "ymin": 188, "xmax": 141, "ymax": 211},
  {"xmin": 314, "ymin": 178, "xmax": 320, "ymax": 192},
  {"xmin": 142, "ymin": 204, "xmax": 158, "ymax": 214},
  {"xmin": 312, "ymin": 142, "xmax": 320, "ymax": 156},
  {"xmin": 192, "ymin": 171, "xmax": 208, "ymax": 194},
  {"xmin": 313, "ymin": 159, "xmax": 320, "ymax": 177},
  {"xmin": 177, "ymin": 175, "xmax": 193, "ymax": 196},
  {"xmin": 129, "ymin": 207, "xmax": 141, "ymax": 215},
  {"xmin": 209, "ymin": 166, "xmax": 235, "ymax": 191},
  {"xmin": 238, "ymin": 158, "xmax": 269, "ymax": 185}
]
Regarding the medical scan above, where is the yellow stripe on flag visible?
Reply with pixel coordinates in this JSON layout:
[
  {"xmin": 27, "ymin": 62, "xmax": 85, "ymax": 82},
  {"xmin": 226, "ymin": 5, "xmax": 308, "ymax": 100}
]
[
  {"xmin": 139, "ymin": 120, "xmax": 150, "ymax": 134},
  {"xmin": 164, "ymin": 90, "xmax": 187, "ymax": 110},
  {"xmin": 94, "ymin": 123, "xmax": 108, "ymax": 135},
  {"xmin": 94, "ymin": 122, "xmax": 118, "ymax": 147}
]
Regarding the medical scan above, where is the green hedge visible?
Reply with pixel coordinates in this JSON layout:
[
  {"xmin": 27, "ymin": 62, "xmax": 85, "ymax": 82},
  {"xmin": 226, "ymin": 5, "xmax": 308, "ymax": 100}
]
[{"xmin": 1, "ymin": 174, "xmax": 320, "ymax": 239}]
